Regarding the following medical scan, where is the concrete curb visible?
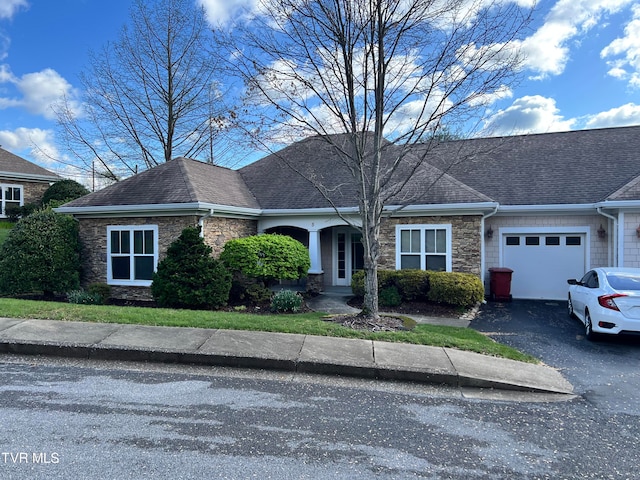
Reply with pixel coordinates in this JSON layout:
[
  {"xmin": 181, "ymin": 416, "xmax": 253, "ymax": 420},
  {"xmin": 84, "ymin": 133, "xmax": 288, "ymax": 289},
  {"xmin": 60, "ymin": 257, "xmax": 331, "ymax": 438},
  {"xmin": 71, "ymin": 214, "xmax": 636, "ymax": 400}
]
[{"xmin": 0, "ymin": 318, "xmax": 574, "ymax": 395}]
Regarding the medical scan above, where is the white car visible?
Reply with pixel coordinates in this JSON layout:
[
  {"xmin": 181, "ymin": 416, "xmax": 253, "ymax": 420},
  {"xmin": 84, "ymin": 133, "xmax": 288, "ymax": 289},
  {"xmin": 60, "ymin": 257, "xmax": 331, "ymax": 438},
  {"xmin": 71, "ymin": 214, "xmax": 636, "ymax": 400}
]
[{"xmin": 567, "ymin": 267, "xmax": 640, "ymax": 340}]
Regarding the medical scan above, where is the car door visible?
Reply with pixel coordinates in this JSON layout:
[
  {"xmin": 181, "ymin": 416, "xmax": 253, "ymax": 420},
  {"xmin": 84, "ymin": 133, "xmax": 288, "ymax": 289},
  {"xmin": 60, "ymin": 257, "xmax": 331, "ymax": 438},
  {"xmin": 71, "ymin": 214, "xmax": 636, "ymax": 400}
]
[{"xmin": 571, "ymin": 270, "xmax": 596, "ymax": 319}]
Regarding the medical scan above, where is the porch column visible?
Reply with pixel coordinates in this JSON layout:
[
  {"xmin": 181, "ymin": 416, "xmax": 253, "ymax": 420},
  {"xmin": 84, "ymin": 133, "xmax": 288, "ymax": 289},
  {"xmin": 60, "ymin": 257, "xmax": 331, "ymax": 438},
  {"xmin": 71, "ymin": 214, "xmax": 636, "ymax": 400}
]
[{"xmin": 308, "ymin": 229, "xmax": 323, "ymax": 274}]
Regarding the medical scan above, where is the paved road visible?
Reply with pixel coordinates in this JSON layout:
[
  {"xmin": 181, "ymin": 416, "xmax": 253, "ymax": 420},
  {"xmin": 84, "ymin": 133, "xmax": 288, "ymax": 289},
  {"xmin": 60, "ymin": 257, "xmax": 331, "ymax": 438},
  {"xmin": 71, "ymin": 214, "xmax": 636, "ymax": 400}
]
[
  {"xmin": 471, "ymin": 299, "xmax": 640, "ymax": 415},
  {"xmin": 1, "ymin": 354, "xmax": 640, "ymax": 479}
]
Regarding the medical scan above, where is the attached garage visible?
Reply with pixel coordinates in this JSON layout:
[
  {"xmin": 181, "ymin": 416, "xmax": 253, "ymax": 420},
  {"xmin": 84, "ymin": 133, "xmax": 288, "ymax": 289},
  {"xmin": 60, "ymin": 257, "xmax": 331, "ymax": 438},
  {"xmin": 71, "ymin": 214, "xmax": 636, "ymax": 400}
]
[{"xmin": 500, "ymin": 228, "xmax": 589, "ymax": 300}]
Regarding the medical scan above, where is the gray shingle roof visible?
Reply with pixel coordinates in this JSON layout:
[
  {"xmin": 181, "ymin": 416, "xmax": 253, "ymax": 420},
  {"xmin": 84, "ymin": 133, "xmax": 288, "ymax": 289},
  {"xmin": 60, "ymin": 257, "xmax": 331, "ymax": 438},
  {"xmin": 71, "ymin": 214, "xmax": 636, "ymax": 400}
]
[
  {"xmin": 62, "ymin": 125, "xmax": 640, "ymax": 212},
  {"xmin": 239, "ymin": 134, "xmax": 491, "ymax": 209},
  {"xmin": 418, "ymin": 125, "xmax": 640, "ymax": 205},
  {"xmin": 63, "ymin": 157, "xmax": 259, "ymax": 209},
  {"xmin": 0, "ymin": 147, "xmax": 61, "ymax": 181}
]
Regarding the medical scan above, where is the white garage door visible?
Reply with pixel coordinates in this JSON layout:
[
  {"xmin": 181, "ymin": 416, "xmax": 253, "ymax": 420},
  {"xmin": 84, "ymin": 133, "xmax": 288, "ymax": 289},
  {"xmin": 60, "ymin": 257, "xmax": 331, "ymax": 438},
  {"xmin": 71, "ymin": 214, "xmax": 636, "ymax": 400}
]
[{"xmin": 502, "ymin": 233, "xmax": 587, "ymax": 300}]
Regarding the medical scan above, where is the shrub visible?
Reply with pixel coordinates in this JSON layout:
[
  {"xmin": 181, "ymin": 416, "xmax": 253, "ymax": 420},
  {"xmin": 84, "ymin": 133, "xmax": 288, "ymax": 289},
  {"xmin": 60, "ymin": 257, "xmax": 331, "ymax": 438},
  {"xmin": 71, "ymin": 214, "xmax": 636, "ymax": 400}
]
[
  {"xmin": 352, "ymin": 269, "xmax": 483, "ymax": 307},
  {"xmin": 0, "ymin": 209, "xmax": 81, "ymax": 297},
  {"xmin": 379, "ymin": 286, "xmax": 402, "ymax": 307},
  {"xmin": 42, "ymin": 179, "xmax": 90, "ymax": 206},
  {"xmin": 67, "ymin": 289, "xmax": 103, "ymax": 305},
  {"xmin": 270, "ymin": 289, "xmax": 304, "ymax": 313},
  {"xmin": 351, "ymin": 270, "xmax": 429, "ymax": 301},
  {"xmin": 151, "ymin": 226, "xmax": 231, "ymax": 309},
  {"xmin": 88, "ymin": 282, "xmax": 111, "ymax": 304},
  {"xmin": 426, "ymin": 271, "xmax": 484, "ymax": 307},
  {"xmin": 5, "ymin": 203, "xmax": 38, "ymax": 222},
  {"xmin": 220, "ymin": 234, "xmax": 310, "ymax": 286}
]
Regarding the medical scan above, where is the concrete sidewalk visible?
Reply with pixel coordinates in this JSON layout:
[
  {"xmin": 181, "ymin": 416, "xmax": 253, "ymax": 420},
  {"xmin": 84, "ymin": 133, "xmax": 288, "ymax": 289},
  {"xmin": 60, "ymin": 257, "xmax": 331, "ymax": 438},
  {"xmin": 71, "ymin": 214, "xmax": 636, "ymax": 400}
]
[{"xmin": 0, "ymin": 317, "xmax": 574, "ymax": 395}]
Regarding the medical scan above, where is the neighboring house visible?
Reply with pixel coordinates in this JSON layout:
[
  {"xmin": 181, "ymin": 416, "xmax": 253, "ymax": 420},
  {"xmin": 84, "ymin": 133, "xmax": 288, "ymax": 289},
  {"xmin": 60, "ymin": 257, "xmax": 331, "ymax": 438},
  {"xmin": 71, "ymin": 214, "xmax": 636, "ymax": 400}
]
[
  {"xmin": 0, "ymin": 147, "xmax": 61, "ymax": 217},
  {"xmin": 56, "ymin": 125, "xmax": 640, "ymax": 301}
]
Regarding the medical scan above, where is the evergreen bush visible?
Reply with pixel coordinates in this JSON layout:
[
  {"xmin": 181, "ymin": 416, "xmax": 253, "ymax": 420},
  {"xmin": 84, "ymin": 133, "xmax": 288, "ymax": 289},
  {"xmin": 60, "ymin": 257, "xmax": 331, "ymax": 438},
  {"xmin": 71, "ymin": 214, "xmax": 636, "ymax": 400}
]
[
  {"xmin": 42, "ymin": 179, "xmax": 90, "ymax": 206},
  {"xmin": 220, "ymin": 234, "xmax": 310, "ymax": 286},
  {"xmin": 426, "ymin": 271, "xmax": 484, "ymax": 307},
  {"xmin": 351, "ymin": 269, "xmax": 483, "ymax": 307},
  {"xmin": 151, "ymin": 226, "xmax": 231, "ymax": 309},
  {"xmin": 0, "ymin": 209, "xmax": 81, "ymax": 297}
]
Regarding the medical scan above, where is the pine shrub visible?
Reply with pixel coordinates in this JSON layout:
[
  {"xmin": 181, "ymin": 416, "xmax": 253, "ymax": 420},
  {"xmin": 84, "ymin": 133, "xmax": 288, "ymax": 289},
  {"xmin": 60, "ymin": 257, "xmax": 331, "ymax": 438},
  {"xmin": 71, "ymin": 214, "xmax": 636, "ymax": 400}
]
[{"xmin": 151, "ymin": 226, "xmax": 231, "ymax": 309}]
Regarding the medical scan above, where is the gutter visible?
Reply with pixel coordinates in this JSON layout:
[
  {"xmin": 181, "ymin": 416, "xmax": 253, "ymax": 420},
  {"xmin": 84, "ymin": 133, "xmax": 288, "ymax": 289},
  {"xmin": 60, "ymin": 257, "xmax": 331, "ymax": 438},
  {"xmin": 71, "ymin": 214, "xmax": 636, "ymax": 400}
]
[
  {"xmin": 198, "ymin": 208, "xmax": 215, "ymax": 237},
  {"xmin": 481, "ymin": 204, "xmax": 500, "ymax": 287},
  {"xmin": 597, "ymin": 207, "xmax": 618, "ymax": 267}
]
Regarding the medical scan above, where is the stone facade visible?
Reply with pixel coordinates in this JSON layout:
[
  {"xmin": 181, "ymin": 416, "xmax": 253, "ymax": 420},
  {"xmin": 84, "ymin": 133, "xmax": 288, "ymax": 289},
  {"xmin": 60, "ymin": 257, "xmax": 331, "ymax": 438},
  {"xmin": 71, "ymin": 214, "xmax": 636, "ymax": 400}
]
[
  {"xmin": 378, "ymin": 215, "xmax": 482, "ymax": 275},
  {"xmin": 78, "ymin": 216, "xmax": 198, "ymax": 300},
  {"xmin": 77, "ymin": 215, "xmax": 258, "ymax": 301},
  {"xmin": 22, "ymin": 181, "xmax": 50, "ymax": 205},
  {"xmin": 201, "ymin": 217, "xmax": 258, "ymax": 256}
]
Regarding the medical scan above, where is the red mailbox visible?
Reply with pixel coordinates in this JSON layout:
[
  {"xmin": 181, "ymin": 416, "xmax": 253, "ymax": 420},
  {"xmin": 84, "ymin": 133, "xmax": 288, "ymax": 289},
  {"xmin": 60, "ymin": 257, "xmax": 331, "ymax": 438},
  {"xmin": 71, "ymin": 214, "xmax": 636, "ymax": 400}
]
[{"xmin": 489, "ymin": 267, "xmax": 513, "ymax": 301}]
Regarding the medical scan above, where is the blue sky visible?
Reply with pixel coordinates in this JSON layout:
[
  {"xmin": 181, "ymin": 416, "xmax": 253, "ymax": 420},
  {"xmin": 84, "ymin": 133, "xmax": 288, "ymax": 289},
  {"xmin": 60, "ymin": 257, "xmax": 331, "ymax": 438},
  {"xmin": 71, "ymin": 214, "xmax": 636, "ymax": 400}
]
[{"xmin": 1, "ymin": 0, "xmax": 640, "ymax": 179}]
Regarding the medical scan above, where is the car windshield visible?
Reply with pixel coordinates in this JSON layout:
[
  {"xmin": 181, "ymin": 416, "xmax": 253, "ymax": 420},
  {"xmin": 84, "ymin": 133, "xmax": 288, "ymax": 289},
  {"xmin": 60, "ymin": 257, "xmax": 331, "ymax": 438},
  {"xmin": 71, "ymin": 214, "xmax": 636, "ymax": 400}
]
[{"xmin": 606, "ymin": 272, "xmax": 640, "ymax": 291}]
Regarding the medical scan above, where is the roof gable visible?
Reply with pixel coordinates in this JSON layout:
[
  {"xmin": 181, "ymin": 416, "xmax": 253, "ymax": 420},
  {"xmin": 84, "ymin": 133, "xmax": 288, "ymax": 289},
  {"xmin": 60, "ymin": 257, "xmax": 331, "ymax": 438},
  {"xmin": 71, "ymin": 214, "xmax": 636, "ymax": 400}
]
[
  {"xmin": 63, "ymin": 158, "xmax": 259, "ymax": 209},
  {"xmin": 0, "ymin": 147, "xmax": 61, "ymax": 181}
]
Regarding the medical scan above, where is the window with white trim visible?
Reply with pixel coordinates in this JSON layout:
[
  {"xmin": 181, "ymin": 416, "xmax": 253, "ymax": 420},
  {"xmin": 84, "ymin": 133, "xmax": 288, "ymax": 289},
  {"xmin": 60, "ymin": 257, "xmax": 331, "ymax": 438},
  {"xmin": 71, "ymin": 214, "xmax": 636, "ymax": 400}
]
[
  {"xmin": 107, "ymin": 225, "xmax": 158, "ymax": 286},
  {"xmin": 0, "ymin": 184, "xmax": 23, "ymax": 217},
  {"xmin": 396, "ymin": 224, "xmax": 452, "ymax": 271}
]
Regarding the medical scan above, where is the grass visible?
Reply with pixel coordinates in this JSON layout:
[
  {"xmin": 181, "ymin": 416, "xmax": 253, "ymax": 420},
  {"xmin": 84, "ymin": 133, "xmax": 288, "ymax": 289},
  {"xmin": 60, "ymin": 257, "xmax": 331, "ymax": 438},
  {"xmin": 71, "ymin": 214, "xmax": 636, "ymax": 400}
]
[
  {"xmin": 0, "ymin": 221, "xmax": 13, "ymax": 246},
  {"xmin": 0, "ymin": 298, "xmax": 538, "ymax": 363}
]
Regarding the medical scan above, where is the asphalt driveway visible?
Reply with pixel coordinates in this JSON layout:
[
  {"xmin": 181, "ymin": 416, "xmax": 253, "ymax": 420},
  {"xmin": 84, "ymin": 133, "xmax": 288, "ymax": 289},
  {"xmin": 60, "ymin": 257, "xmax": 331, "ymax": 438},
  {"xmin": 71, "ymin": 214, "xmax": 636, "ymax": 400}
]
[{"xmin": 470, "ymin": 299, "xmax": 640, "ymax": 414}]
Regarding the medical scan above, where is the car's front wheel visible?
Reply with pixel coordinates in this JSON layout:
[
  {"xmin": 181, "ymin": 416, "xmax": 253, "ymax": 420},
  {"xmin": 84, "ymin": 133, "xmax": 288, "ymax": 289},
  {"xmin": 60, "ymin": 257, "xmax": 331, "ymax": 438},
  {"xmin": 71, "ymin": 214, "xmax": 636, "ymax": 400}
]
[{"xmin": 585, "ymin": 310, "xmax": 597, "ymax": 341}]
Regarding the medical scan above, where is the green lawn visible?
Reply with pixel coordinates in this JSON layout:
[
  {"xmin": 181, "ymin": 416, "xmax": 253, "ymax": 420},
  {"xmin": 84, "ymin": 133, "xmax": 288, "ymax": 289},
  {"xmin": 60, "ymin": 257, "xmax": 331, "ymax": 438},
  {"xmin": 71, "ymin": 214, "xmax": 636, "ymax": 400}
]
[
  {"xmin": 0, "ymin": 222, "xmax": 12, "ymax": 246},
  {"xmin": 0, "ymin": 298, "xmax": 538, "ymax": 363}
]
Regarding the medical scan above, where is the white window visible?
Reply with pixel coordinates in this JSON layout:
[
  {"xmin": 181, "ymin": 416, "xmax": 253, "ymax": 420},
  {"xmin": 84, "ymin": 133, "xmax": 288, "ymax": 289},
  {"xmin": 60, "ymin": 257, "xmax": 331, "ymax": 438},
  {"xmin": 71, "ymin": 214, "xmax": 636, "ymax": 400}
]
[
  {"xmin": 396, "ymin": 224, "xmax": 452, "ymax": 271},
  {"xmin": 0, "ymin": 184, "xmax": 23, "ymax": 217},
  {"xmin": 107, "ymin": 225, "xmax": 159, "ymax": 286}
]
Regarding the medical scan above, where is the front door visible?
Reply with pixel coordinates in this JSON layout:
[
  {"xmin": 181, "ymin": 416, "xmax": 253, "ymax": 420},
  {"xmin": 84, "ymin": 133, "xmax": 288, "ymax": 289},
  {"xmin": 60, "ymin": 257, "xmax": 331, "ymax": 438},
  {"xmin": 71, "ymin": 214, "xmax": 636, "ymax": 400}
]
[{"xmin": 334, "ymin": 228, "xmax": 364, "ymax": 286}]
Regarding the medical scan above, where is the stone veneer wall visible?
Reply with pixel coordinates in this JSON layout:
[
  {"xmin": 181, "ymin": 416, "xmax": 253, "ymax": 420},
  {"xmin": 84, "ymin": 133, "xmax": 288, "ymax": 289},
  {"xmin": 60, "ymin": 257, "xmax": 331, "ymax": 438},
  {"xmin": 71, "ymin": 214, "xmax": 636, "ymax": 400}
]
[
  {"xmin": 78, "ymin": 216, "xmax": 199, "ymax": 301},
  {"xmin": 201, "ymin": 217, "xmax": 258, "ymax": 257},
  {"xmin": 378, "ymin": 215, "xmax": 482, "ymax": 275},
  {"xmin": 78, "ymin": 215, "xmax": 258, "ymax": 301}
]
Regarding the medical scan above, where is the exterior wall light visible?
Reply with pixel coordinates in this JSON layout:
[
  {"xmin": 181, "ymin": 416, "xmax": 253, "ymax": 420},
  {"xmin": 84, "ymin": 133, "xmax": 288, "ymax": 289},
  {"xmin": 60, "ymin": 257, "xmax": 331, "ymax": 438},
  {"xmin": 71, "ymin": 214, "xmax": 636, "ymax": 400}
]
[
  {"xmin": 486, "ymin": 225, "xmax": 494, "ymax": 239},
  {"xmin": 598, "ymin": 224, "xmax": 606, "ymax": 239}
]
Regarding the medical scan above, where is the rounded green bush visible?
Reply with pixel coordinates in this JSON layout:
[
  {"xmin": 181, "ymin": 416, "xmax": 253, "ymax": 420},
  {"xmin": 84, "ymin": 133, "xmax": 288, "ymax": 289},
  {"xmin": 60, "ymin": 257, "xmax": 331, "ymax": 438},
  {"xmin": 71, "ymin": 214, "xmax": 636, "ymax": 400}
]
[
  {"xmin": 151, "ymin": 226, "xmax": 231, "ymax": 309},
  {"xmin": 0, "ymin": 208, "xmax": 81, "ymax": 297},
  {"xmin": 220, "ymin": 234, "xmax": 310, "ymax": 285},
  {"xmin": 42, "ymin": 179, "xmax": 90, "ymax": 206},
  {"xmin": 426, "ymin": 271, "xmax": 484, "ymax": 307}
]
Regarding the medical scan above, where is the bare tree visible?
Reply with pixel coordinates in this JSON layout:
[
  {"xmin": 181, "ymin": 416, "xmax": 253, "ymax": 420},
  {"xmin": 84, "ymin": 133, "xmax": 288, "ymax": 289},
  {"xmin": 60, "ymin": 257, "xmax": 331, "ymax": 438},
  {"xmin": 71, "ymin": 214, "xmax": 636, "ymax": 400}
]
[
  {"xmin": 224, "ymin": 0, "xmax": 532, "ymax": 319},
  {"xmin": 56, "ymin": 0, "xmax": 232, "ymax": 182}
]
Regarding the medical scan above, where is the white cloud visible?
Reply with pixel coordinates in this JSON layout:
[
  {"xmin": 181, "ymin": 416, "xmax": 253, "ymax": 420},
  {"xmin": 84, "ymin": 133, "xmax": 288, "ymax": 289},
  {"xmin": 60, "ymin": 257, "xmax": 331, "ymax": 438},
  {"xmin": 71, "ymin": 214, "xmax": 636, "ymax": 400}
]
[
  {"xmin": 601, "ymin": 4, "xmax": 640, "ymax": 88},
  {"xmin": 0, "ymin": 65, "xmax": 81, "ymax": 119},
  {"xmin": 0, "ymin": 0, "xmax": 28, "ymax": 20},
  {"xmin": 0, "ymin": 127, "xmax": 59, "ymax": 164},
  {"xmin": 197, "ymin": 0, "xmax": 258, "ymax": 26},
  {"xmin": 519, "ymin": 0, "xmax": 636, "ymax": 79},
  {"xmin": 481, "ymin": 95, "xmax": 575, "ymax": 136},
  {"xmin": 585, "ymin": 103, "xmax": 640, "ymax": 128}
]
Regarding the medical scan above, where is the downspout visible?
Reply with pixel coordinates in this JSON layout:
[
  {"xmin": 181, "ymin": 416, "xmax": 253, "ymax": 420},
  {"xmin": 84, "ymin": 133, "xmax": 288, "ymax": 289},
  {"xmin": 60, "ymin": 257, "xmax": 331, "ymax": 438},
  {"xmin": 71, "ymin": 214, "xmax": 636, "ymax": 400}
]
[
  {"xmin": 198, "ymin": 209, "xmax": 215, "ymax": 238},
  {"xmin": 481, "ymin": 204, "xmax": 500, "ymax": 290},
  {"xmin": 597, "ymin": 207, "xmax": 617, "ymax": 267}
]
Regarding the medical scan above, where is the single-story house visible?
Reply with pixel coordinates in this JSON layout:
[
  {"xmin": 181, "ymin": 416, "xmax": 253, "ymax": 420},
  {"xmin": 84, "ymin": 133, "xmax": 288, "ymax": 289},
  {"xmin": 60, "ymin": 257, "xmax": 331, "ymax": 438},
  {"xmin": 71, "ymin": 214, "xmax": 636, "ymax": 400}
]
[
  {"xmin": 56, "ymin": 125, "xmax": 640, "ymax": 301},
  {"xmin": 0, "ymin": 147, "xmax": 61, "ymax": 217}
]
